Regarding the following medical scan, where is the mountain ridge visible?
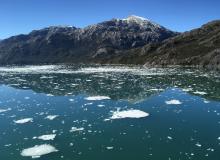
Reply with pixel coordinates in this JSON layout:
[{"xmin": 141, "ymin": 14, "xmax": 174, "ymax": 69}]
[{"xmin": 0, "ymin": 16, "xmax": 219, "ymax": 69}]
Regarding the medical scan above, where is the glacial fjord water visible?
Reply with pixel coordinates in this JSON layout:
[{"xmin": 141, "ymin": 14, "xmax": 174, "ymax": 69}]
[{"xmin": 0, "ymin": 65, "xmax": 220, "ymax": 160}]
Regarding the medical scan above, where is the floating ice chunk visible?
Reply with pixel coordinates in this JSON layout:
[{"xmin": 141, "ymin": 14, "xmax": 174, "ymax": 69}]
[
  {"xmin": 97, "ymin": 104, "xmax": 105, "ymax": 107},
  {"xmin": 182, "ymin": 88, "xmax": 193, "ymax": 92},
  {"xmin": 0, "ymin": 108, "xmax": 11, "ymax": 113},
  {"xmin": 21, "ymin": 144, "xmax": 58, "ymax": 158},
  {"xmin": 85, "ymin": 96, "xmax": 110, "ymax": 101},
  {"xmin": 165, "ymin": 100, "xmax": 182, "ymax": 105},
  {"xmin": 37, "ymin": 134, "xmax": 56, "ymax": 141},
  {"xmin": 45, "ymin": 115, "xmax": 58, "ymax": 120},
  {"xmin": 4, "ymin": 144, "xmax": 12, "ymax": 147},
  {"xmin": 204, "ymin": 100, "xmax": 210, "ymax": 103},
  {"xmin": 14, "ymin": 118, "xmax": 33, "ymax": 124},
  {"xmin": 195, "ymin": 143, "xmax": 202, "ymax": 147},
  {"xmin": 193, "ymin": 91, "xmax": 207, "ymax": 95},
  {"xmin": 110, "ymin": 109, "xmax": 149, "ymax": 119},
  {"xmin": 69, "ymin": 99, "xmax": 74, "ymax": 102},
  {"xmin": 70, "ymin": 127, "xmax": 84, "ymax": 132},
  {"xmin": 218, "ymin": 137, "xmax": 220, "ymax": 140},
  {"xmin": 106, "ymin": 146, "xmax": 114, "ymax": 150},
  {"xmin": 167, "ymin": 136, "xmax": 173, "ymax": 140}
]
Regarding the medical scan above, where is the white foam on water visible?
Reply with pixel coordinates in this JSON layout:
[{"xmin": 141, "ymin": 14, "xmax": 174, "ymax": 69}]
[
  {"xmin": 21, "ymin": 144, "xmax": 58, "ymax": 158},
  {"xmin": 37, "ymin": 134, "xmax": 56, "ymax": 141},
  {"xmin": 69, "ymin": 127, "xmax": 84, "ymax": 132},
  {"xmin": 85, "ymin": 96, "xmax": 111, "ymax": 101},
  {"xmin": 165, "ymin": 100, "xmax": 182, "ymax": 105},
  {"xmin": 45, "ymin": 115, "xmax": 59, "ymax": 120},
  {"xmin": 14, "ymin": 118, "xmax": 33, "ymax": 124},
  {"xmin": 110, "ymin": 109, "xmax": 149, "ymax": 119}
]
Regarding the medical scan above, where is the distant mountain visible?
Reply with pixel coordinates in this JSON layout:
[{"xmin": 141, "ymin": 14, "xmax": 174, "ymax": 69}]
[
  {"xmin": 100, "ymin": 20, "xmax": 220, "ymax": 69},
  {"xmin": 0, "ymin": 15, "xmax": 177, "ymax": 64}
]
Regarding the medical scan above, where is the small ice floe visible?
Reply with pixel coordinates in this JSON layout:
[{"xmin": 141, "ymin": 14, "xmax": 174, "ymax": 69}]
[
  {"xmin": 14, "ymin": 118, "xmax": 33, "ymax": 124},
  {"xmin": 69, "ymin": 99, "xmax": 74, "ymax": 102},
  {"xmin": 193, "ymin": 91, "xmax": 207, "ymax": 95},
  {"xmin": 35, "ymin": 134, "xmax": 56, "ymax": 141},
  {"xmin": 207, "ymin": 148, "xmax": 214, "ymax": 152},
  {"xmin": 85, "ymin": 96, "xmax": 111, "ymax": 101},
  {"xmin": 0, "ymin": 108, "xmax": 11, "ymax": 113},
  {"xmin": 195, "ymin": 143, "xmax": 202, "ymax": 147},
  {"xmin": 203, "ymin": 100, "xmax": 210, "ymax": 104},
  {"xmin": 149, "ymin": 88, "xmax": 164, "ymax": 92},
  {"xmin": 4, "ymin": 144, "xmax": 12, "ymax": 147},
  {"xmin": 69, "ymin": 127, "xmax": 84, "ymax": 132},
  {"xmin": 45, "ymin": 115, "xmax": 58, "ymax": 120},
  {"xmin": 110, "ymin": 109, "xmax": 149, "ymax": 120},
  {"xmin": 167, "ymin": 136, "xmax": 173, "ymax": 140},
  {"xmin": 165, "ymin": 100, "xmax": 182, "ymax": 105},
  {"xmin": 182, "ymin": 88, "xmax": 193, "ymax": 92},
  {"xmin": 97, "ymin": 104, "xmax": 105, "ymax": 107},
  {"xmin": 106, "ymin": 146, "xmax": 114, "ymax": 150},
  {"xmin": 21, "ymin": 144, "xmax": 58, "ymax": 158},
  {"xmin": 218, "ymin": 137, "xmax": 220, "ymax": 140}
]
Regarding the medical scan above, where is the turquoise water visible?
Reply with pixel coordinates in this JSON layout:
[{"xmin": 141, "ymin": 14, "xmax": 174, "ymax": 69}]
[{"xmin": 0, "ymin": 65, "xmax": 220, "ymax": 160}]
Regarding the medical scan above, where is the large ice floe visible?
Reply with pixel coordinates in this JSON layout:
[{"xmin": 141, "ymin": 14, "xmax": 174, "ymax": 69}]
[
  {"xmin": 165, "ymin": 99, "xmax": 182, "ymax": 105},
  {"xmin": 85, "ymin": 96, "xmax": 111, "ymax": 101},
  {"xmin": 21, "ymin": 144, "xmax": 58, "ymax": 158},
  {"xmin": 14, "ymin": 118, "xmax": 33, "ymax": 124},
  {"xmin": 110, "ymin": 109, "xmax": 149, "ymax": 119}
]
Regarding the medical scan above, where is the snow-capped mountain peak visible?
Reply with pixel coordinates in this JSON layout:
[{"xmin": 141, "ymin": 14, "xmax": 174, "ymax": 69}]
[
  {"xmin": 123, "ymin": 15, "xmax": 148, "ymax": 21},
  {"xmin": 121, "ymin": 15, "xmax": 161, "ymax": 28}
]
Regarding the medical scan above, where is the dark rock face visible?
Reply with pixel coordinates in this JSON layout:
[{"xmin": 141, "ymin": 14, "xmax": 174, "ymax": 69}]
[
  {"xmin": 142, "ymin": 20, "xmax": 220, "ymax": 70},
  {"xmin": 0, "ymin": 15, "xmax": 177, "ymax": 64}
]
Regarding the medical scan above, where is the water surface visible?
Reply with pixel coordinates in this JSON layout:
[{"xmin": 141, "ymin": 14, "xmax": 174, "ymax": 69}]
[{"xmin": 0, "ymin": 65, "xmax": 220, "ymax": 160}]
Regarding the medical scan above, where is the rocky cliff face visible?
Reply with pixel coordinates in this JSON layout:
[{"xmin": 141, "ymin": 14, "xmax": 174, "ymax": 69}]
[
  {"xmin": 0, "ymin": 15, "xmax": 177, "ymax": 64},
  {"xmin": 95, "ymin": 20, "xmax": 220, "ymax": 70}
]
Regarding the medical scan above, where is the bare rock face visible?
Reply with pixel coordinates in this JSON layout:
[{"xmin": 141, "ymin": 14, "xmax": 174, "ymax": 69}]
[
  {"xmin": 104, "ymin": 20, "xmax": 220, "ymax": 70},
  {"xmin": 0, "ymin": 15, "xmax": 177, "ymax": 64}
]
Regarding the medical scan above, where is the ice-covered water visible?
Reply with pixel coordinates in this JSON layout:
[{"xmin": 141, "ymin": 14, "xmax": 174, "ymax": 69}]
[{"xmin": 0, "ymin": 65, "xmax": 220, "ymax": 160}]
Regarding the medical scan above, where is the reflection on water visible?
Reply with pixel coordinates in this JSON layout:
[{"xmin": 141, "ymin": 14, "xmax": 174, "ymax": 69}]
[{"xmin": 0, "ymin": 65, "xmax": 220, "ymax": 160}]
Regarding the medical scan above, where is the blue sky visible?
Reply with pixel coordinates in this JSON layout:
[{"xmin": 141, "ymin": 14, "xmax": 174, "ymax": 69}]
[{"xmin": 0, "ymin": 0, "xmax": 219, "ymax": 39}]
